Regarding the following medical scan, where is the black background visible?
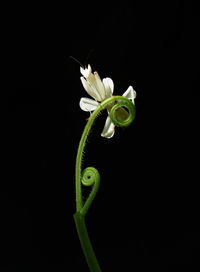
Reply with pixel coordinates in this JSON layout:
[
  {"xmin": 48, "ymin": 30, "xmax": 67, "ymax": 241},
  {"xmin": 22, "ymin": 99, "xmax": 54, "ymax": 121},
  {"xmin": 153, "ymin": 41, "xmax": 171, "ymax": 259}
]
[{"xmin": 4, "ymin": 1, "xmax": 199, "ymax": 271}]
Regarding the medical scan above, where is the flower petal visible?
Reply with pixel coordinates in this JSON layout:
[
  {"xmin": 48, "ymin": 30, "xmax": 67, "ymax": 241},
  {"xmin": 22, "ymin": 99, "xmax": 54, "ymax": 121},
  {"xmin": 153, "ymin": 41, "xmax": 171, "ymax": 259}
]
[
  {"xmin": 103, "ymin": 77, "xmax": 114, "ymax": 98},
  {"xmin": 101, "ymin": 116, "xmax": 115, "ymax": 138},
  {"xmin": 79, "ymin": 97, "xmax": 99, "ymax": 112},
  {"xmin": 122, "ymin": 86, "xmax": 136, "ymax": 103},
  {"xmin": 80, "ymin": 76, "xmax": 102, "ymax": 101}
]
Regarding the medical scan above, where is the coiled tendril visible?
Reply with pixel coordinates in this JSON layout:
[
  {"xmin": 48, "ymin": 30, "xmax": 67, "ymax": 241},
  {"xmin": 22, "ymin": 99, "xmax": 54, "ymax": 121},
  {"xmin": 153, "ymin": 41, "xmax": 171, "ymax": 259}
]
[
  {"xmin": 81, "ymin": 167, "xmax": 100, "ymax": 216},
  {"xmin": 82, "ymin": 167, "xmax": 100, "ymax": 186},
  {"xmin": 109, "ymin": 97, "xmax": 136, "ymax": 127}
]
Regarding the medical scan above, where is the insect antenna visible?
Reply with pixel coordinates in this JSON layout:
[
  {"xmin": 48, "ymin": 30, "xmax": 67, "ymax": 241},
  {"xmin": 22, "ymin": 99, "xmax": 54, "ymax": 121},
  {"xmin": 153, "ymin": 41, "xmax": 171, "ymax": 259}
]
[{"xmin": 69, "ymin": 56, "xmax": 84, "ymax": 68}]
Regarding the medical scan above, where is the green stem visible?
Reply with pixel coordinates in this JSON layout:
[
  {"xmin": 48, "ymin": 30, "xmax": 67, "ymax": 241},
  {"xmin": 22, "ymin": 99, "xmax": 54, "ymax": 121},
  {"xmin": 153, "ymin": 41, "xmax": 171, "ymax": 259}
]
[
  {"xmin": 74, "ymin": 96, "xmax": 136, "ymax": 271},
  {"xmin": 74, "ymin": 212, "xmax": 102, "ymax": 272}
]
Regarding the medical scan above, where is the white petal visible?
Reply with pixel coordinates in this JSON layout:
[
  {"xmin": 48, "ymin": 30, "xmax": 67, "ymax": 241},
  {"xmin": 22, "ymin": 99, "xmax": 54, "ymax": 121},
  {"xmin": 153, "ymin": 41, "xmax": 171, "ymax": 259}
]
[
  {"xmin": 79, "ymin": 97, "xmax": 99, "ymax": 112},
  {"xmin": 80, "ymin": 76, "xmax": 102, "ymax": 101},
  {"xmin": 94, "ymin": 72, "xmax": 106, "ymax": 100},
  {"xmin": 122, "ymin": 86, "xmax": 136, "ymax": 103},
  {"xmin": 106, "ymin": 78, "xmax": 114, "ymax": 94},
  {"xmin": 80, "ymin": 64, "xmax": 92, "ymax": 79},
  {"xmin": 103, "ymin": 78, "xmax": 114, "ymax": 98},
  {"xmin": 101, "ymin": 116, "xmax": 115, "ymax": 138}
]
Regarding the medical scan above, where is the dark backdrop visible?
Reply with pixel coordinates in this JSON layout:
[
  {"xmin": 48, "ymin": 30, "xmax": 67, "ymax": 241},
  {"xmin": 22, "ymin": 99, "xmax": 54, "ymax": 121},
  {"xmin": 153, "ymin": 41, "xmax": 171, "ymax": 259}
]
[{"xmin": 4, "ymin": 1, "xmax": 199, "ymax": 271}]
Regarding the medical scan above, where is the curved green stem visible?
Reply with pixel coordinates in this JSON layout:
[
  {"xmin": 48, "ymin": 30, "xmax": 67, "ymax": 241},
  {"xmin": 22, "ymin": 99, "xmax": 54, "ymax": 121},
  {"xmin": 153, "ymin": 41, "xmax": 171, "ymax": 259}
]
[{"xmin": 74, "ymin": 95, "xmax": 136, "ymax": 271}]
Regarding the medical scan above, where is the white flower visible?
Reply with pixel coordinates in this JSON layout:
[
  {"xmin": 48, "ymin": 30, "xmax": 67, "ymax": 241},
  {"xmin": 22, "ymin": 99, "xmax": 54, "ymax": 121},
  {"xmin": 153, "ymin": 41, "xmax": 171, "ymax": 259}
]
[{"xmin": 79, "ymin": 64, "xmax": 136, "ymax": 138}]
